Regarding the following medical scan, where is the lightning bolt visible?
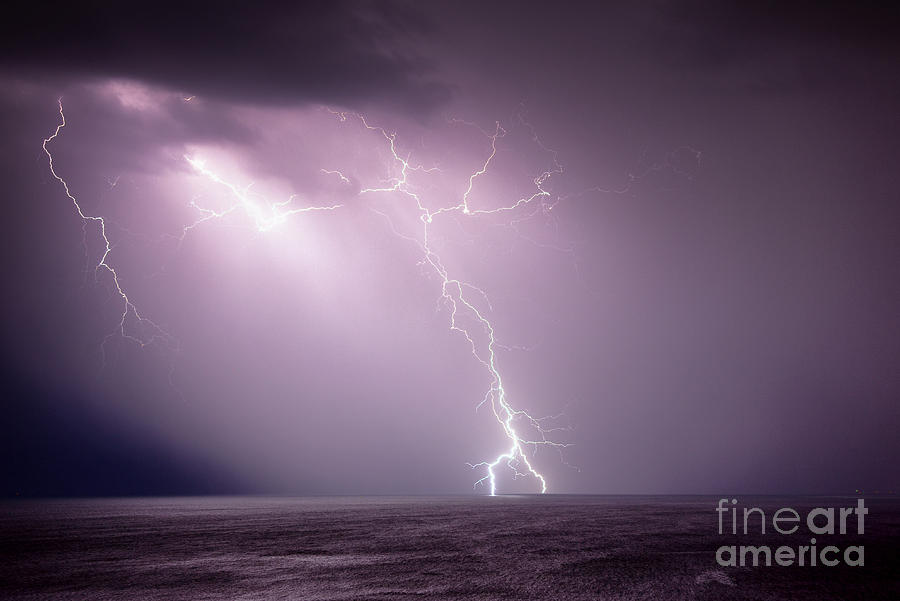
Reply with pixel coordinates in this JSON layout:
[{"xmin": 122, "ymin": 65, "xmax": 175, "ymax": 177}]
[
  {"xmin": 325, "ymin": 110, "xmax": 572, "ymax": 494},
  {"xmin": 44, "ymin": 98, "xmax": 578, "ymax": 495},
  {"xmin": 183, "ymin": 156, "xmax": 342, "ymax": 233},
  {"xmin": 42, "ymin": 98, "xmax": 174, "ymax": 365}
]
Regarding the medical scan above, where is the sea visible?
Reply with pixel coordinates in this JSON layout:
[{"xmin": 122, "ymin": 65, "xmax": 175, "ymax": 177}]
[{"xmin": 1, "ymin": 495, "xmax": 897, "ymax": 600}]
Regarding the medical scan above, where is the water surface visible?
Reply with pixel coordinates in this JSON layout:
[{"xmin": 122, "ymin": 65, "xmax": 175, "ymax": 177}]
[{"xmin": 1, "ymin": 496, "xmax": 897, "ymax": 599}]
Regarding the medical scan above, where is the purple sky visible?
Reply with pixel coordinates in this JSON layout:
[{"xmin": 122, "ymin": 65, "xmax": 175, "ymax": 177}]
[{"xmin": 1, "ymin": 1, "xmax": 898, "ymax": 496}]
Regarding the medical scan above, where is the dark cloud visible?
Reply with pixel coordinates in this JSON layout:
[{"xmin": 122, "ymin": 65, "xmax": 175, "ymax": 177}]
[
  {"xmin": 0, "ymin": 0, "xmax": 450, "ymax": 113},
  {"xmin": 660, "ymin": 0, "xmax": 900, "ymax": 48},
  {"xmin": 644, "ymin": 0, "xmax": 900, "ymax": 92}
]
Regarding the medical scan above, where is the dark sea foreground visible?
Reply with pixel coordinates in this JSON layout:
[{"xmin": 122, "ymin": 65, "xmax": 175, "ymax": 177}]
[{"xmin": 1, "ymin": 495, "xmax": 898, "ymax": 600}]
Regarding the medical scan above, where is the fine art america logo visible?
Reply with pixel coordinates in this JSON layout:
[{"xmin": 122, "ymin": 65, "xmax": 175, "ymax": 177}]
[{"xmin": 715, "ymin": 498, "xmax": 867, "ymax": 567}]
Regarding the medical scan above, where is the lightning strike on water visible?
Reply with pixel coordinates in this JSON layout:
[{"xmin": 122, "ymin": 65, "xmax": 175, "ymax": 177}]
[
  {"xmin": 324, "ymin": 108, "xmax": 574, "ymax": 494},
  {"xmin": 44, "ymin": 98, "xmax": 581, "ymax": 495}
]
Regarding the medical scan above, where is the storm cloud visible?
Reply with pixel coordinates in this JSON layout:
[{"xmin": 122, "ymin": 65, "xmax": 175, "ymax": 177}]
[{"xmin": 0, "ymin": 0, "xmax": 449, "ymax": 114}]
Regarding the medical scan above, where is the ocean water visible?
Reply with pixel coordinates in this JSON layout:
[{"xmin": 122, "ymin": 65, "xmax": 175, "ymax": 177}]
[{"xmin": 1, "ymin": 495, "xmax": 897, "ymax": 600}]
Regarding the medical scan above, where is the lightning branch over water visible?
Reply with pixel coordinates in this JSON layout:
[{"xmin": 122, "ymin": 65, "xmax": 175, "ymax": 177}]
[
  {"xmin": 323, "ymin": 108, "xmax": 576, "ymax": 494},
  {"xmin": 43, "ymin": 98, "xmax": 586, "ymax": 494},
  {"xmin": 42, "ymin": 99, "xmax": 175, "ymax": 365}
]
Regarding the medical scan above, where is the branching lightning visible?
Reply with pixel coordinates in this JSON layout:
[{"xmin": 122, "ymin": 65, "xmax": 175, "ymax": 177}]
[
  {"xmin": 183, "ymin": 156, "xmax": 343, "ymax": 233},
  {"xmin": 42, "ymin": 99, "xmax": 174, "ymax": 363},
  {"xmin": 325, "ymin": 109, "xmax": 572, "ymax": 494},
  {"xmin": 44, "ymin": 97, "xmax": 582, "ymax": 495}
]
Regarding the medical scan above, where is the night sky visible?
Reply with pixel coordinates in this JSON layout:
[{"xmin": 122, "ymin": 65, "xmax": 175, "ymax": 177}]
[{"xmin": 1, "ymin": 1, "xmax": 897, "ymax": 496}]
